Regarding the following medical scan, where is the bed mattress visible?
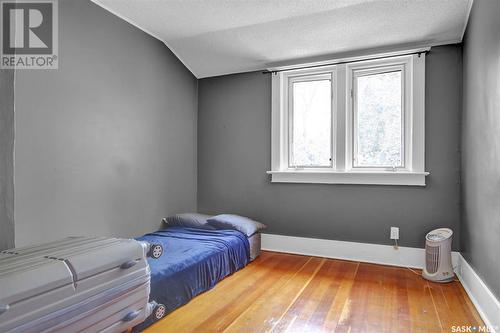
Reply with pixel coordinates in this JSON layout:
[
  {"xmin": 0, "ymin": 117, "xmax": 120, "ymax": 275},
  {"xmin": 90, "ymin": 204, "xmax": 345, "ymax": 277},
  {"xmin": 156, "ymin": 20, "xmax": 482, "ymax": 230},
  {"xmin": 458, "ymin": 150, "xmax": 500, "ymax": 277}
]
[{"xmin": 133, "ymin": 227, "xmax": 250, "ymax": 331}]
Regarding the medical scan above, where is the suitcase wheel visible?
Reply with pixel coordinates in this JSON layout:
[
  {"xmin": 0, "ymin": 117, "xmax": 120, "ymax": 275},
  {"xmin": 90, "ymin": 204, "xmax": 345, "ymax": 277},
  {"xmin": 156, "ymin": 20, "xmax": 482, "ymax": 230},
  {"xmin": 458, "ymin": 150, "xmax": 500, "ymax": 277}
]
[
  {"xmin": 154, "ymin": 304, "xmax": 166, "ymax": 320},
  {"xmin": 150, "ymin": 244, "xmax": 163, "ymax": 259}
]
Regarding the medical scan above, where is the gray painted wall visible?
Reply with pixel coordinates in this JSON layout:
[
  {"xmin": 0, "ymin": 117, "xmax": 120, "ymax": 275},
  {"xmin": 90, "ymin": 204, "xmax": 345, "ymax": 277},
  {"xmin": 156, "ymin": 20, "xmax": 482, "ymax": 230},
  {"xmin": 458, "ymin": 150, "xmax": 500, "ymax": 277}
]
[
  {"xmin": 461, "ymin": 0, "xmax": 500, "ymax": 299},
  {"xmin": 14, "ymin": 0, "xmax": 198, "ymax": 246},
  {"xmin": 198, "ymin": 45, "xmax": 462, "ymax": 249},
  {"xmin": 0, "ymin": 69, "xmax": 15, "ymax": 250}
]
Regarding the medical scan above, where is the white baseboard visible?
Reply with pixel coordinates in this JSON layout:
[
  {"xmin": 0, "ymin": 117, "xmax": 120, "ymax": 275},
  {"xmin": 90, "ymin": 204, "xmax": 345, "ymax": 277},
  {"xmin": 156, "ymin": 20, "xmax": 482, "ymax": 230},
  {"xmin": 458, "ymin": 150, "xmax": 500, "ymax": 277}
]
[
  {"xmin": 261, "ymin": 233, "xmax": 499, "ymax": 331},
  {"xmin": 455, "ymin": 255, "xmax": 500, "ymax": 332},
  {"xmin": 261, "ymin": 233, "xmax": 459, "ymax": 269}
]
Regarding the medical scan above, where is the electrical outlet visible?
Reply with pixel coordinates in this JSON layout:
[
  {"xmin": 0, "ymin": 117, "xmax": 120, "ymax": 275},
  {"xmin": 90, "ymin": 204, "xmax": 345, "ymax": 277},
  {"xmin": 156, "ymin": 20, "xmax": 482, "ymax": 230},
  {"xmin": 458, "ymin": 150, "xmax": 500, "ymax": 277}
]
[{"xmin": 390, "ymin": 227, "xmax": 399, "ymax": 240}]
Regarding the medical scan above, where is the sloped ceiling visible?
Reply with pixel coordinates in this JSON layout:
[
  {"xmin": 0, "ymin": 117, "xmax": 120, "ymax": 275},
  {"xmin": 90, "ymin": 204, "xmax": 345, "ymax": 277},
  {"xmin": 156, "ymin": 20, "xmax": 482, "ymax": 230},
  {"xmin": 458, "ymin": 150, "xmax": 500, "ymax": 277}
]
[{"xmin": 93, "ymin": 0, "xmax": 472, "ymax": 78}]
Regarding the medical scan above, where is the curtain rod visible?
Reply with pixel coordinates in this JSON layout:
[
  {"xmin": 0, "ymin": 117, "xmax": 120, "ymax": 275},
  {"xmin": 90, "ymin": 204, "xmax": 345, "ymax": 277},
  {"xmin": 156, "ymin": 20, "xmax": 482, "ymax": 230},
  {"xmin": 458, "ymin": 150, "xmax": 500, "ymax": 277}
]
[{"xmin": 262, "ymin": 49, "xmax": 430, "ymax": 75}]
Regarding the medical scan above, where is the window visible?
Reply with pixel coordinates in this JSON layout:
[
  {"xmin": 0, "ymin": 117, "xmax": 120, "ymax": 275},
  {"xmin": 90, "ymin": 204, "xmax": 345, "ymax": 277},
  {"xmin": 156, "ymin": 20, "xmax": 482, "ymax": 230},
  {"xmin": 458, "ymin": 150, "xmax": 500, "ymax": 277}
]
[
  {"xmin": 269, "ymin": 51, "xmax": 428, "ymax": 186},
  {"xmin": 289, "ymin": 75, "xmax": 332, "ymax": 168},
  {"xmin": 353, "ymin": 68, "xmax": 403, "ymax": 169}
]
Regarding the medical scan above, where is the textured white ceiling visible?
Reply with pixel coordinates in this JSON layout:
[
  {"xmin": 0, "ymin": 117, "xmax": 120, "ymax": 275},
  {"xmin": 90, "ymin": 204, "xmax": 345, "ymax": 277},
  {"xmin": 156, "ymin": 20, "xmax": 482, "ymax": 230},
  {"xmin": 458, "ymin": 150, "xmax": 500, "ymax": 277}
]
[{"xmin": 93, "ymin": 0, "xmax": 472, "ymax": 78}]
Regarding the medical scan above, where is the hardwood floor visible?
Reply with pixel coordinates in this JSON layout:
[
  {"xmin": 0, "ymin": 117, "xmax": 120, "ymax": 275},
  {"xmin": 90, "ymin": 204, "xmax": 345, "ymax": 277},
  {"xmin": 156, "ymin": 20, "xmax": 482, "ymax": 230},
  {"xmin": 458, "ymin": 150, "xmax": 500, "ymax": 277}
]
[{"xmin": 143, "ymin": 251, "xmax": 483, "ymax": 333}]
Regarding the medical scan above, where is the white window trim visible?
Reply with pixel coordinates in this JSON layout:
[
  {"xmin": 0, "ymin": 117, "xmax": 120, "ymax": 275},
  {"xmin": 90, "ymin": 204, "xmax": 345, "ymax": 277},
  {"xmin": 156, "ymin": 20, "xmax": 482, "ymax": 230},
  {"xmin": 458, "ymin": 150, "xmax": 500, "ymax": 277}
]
[{"xmin": 268, "ymin": 49, "xmax": 429, "ymax": 186}]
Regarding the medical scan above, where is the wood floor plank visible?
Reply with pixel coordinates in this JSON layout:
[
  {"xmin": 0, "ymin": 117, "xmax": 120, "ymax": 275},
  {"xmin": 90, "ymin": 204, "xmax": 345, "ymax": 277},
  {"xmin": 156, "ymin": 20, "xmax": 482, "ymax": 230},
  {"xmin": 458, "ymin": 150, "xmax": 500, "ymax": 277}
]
[
  {"xmin": 428, "ymin": 278, "xmax": 484, "ymax": 332},
  {"xmin": 222, "ymin": 257, "xmax": 324, "ymax": 333},
  {"xmin": 334, "ymin": 263, "xmax": 389, "ymax": 333},
  {"xmin": 379, "ymin": 265, "xmax": 411, "ymax": 333},
  {"xmin": 404, "ymin": 268, "xmax": 443, "ymax": 333},
  {"xmin": 193, "ymin": 254, "xmax": 312, "ymax": 332},
  {"xmin": 272, "ymin": 259, "xmax": 359, "ymax": 333},
  {"xmin": 320, "ymin": 261, "xmax": 360, "ymax": 333},
  {"xmin": 142, "ymin": 251, "xmax": 485, "ymax": 333}
]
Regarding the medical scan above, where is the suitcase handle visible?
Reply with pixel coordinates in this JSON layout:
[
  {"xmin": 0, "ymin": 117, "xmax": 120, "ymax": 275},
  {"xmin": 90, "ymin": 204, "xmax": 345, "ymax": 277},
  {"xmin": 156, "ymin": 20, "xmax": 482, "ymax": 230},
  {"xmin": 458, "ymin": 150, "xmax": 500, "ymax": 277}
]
[
  {"xmin": 120, "ymin": 260, "xmax": 137, "ymax": 269},
  {"xmin": 122, "ymin": 309, "xmax": 141, "ymax": 322},
  {"xmin": 0, "ymin": 304, "xmax": 9, "ymax": 316}
]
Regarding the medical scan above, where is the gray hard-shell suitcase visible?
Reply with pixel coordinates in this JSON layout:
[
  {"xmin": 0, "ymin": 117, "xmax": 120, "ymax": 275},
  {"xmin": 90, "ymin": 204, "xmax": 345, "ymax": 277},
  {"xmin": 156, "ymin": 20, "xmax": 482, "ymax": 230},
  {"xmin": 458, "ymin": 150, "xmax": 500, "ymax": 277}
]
[{"xmin": 0, "ymin": 237, "xmax": 166, "ymax": 333}]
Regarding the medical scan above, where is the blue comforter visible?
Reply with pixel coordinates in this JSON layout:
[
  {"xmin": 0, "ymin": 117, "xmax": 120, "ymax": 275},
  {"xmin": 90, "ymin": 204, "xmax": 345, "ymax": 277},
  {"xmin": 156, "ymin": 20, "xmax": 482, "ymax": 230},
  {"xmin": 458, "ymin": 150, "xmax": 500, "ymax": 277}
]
[{"xmin": 133, "ymin": 227, "xmax": 250, "ymax": 331}]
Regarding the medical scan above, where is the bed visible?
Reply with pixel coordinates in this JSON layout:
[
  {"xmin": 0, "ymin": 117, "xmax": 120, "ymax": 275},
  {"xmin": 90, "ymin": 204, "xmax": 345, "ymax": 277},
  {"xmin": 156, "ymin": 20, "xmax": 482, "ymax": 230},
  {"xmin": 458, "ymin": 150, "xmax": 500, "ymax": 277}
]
[{"xmin": 132, "ymin": 226, "xmax": 251, "ymax": 332}]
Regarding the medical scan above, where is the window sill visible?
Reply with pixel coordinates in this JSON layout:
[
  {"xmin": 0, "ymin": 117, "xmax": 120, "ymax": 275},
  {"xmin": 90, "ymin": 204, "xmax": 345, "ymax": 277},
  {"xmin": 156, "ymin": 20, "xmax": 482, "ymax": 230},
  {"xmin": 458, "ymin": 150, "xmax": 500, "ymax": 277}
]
[{"xmin": 266, "ymin": 170, "xmax": 430, "ymax": 186}]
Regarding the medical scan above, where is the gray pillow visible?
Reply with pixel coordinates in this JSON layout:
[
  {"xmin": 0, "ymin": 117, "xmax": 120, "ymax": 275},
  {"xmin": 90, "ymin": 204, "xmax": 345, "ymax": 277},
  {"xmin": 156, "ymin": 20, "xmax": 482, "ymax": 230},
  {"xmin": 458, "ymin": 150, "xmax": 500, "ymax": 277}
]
[
  {"xmin": 163, "ymin": 213, "xmax": 215, "ymax": 229},
  {"xmin": 207, "ymin": 214, "xmax": 266, "ymax": 236}
]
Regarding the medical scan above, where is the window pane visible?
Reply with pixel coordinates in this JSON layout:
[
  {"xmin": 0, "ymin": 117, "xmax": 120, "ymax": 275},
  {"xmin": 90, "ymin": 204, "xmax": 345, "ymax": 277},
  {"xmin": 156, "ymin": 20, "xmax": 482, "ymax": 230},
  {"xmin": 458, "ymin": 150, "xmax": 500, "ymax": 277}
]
[
  {"xmin": 291, "ymin": 79, "xmax": 332, "ymax": 167},
  {"xmin": 355, "ymin": 71, "xmax": 403, "ymax": 167}
]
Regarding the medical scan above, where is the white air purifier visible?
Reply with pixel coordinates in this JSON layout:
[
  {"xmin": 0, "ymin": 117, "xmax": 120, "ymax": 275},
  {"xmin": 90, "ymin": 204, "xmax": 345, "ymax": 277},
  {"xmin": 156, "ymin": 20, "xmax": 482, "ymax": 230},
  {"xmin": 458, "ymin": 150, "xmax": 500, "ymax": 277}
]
[{"xmin": 422, "ymin": 228, "xmax": 454, "ymax": 283}]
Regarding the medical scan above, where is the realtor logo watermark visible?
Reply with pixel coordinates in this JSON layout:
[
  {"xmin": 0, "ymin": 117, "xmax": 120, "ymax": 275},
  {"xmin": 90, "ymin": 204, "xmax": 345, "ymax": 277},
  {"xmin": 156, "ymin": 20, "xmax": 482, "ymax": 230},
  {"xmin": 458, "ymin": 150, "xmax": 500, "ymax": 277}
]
[{"xmin": 1, "ymin": 0, "xmax": 58, "ymax": 69}]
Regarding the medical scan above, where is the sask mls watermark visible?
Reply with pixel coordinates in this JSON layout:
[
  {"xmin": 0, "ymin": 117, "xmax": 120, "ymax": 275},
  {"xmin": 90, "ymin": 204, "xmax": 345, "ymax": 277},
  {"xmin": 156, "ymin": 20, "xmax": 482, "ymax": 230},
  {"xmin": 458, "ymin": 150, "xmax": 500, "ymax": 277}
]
[
  {"xmin": 1, "ymin": 0, "xmax": 58, "ymax": 69},
  {"xmin": 451, "ymin": 325, "xmax": 499, "ymax": 333}
]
